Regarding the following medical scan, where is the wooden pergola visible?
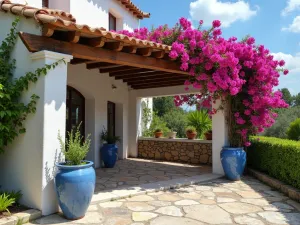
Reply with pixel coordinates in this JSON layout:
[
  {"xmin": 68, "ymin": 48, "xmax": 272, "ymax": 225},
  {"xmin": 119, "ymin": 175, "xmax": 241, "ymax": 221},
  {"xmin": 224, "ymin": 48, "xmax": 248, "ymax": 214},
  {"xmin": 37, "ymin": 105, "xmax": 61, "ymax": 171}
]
[{"xmin": 19, "ymin": 27, "xmax": 189, "ymax": 90}]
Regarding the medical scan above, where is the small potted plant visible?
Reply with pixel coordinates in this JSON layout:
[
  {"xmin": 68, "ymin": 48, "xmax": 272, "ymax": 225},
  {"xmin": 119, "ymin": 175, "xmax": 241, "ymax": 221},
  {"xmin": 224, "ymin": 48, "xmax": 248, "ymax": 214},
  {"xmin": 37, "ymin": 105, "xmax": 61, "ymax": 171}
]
[
  {"xmin": 154, "ymin": 128, "xmax": 163, "ymax": 138},
  {"xmin": 167, "ymin": 130, "xmax": 177, "ymax": 139},
  {"xmin": 100, "ymin": 128, "xmax": 121, "ymax": 168},
  {"xmin": 186, "ymin": 126, "xmax": 197, "ymax": 140},
  {"xmin": 204, "ymin": 130, "xmax": 212, "ymax": 140},
  {"xmin": 56, "ymin": 125, "xmax": 95, "ymax": 220}
]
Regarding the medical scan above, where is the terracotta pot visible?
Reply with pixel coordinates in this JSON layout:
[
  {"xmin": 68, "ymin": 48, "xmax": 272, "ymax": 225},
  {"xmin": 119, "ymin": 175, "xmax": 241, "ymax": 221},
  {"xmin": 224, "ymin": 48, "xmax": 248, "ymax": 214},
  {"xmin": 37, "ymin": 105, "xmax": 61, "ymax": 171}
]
[
  {"xmin": 154, "ymin": 132, "xmax": 163, "ymax": 138},
  {"xmin": 186, "ymin": 131, "xmax": 197, "ymax": 140},
  {"xmin": 205, "ymin": 132, "xmax": 212, "ymax": 140}
]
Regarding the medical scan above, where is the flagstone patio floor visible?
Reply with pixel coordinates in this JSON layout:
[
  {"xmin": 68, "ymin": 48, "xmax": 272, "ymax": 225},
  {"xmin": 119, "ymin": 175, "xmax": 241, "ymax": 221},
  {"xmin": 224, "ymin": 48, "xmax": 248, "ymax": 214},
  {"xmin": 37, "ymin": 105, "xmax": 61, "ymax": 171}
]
[
  {"xmin": 30, "ymin": 175, "xmax": 300, "ymax": 225},
  {"xmin": 94, "ymin": 158, "xmax": 212, "ymax": 192}
]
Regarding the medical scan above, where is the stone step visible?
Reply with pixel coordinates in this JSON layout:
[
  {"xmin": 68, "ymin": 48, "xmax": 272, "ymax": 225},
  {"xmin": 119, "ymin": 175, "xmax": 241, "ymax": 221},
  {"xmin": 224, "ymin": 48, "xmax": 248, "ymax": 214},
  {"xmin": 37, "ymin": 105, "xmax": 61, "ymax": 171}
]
[{"xmin": 90, "ymin": 173, "xmax": 223, "ymax": 204}]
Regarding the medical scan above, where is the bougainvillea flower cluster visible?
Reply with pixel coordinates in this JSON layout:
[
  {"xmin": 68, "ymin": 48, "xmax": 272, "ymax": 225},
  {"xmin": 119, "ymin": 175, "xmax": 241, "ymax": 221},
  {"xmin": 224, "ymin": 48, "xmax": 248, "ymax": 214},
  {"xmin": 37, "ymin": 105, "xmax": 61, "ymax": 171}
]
[{"xmin": 119, "ymin": 18, "xmax": 289, "ymax": 147}]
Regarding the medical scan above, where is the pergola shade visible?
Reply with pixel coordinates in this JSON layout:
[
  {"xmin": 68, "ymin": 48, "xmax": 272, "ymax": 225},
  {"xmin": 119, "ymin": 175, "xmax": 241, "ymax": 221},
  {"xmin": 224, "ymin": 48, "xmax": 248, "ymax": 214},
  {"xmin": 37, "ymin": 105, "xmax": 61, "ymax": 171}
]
[{"xmin": 3, "ymin": 0, "xmax": 188, "ymax": 89}]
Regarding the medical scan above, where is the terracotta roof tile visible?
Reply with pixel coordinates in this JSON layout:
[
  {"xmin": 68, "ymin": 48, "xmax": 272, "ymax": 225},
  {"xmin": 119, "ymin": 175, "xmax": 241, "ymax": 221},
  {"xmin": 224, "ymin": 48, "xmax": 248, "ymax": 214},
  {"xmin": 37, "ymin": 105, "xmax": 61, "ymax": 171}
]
[
  {"xmin": 116, "ymin": 0, "xmax": 150, "ymax": 19},
  {"xmin": 0, "ymin": 1, "xmax": 170, "ymax": 52}
]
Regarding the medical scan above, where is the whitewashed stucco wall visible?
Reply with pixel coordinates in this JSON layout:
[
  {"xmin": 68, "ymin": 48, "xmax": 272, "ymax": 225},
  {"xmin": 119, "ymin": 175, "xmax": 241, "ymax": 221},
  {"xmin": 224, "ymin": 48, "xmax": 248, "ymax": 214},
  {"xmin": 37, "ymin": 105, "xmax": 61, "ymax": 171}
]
[
  {"xmin": 67, "ymin": 64, "xmax": 129, "ymax": 168},
  {"xmin": 0, "ymin": 14, "xmax": 44, "ymax": 209}
]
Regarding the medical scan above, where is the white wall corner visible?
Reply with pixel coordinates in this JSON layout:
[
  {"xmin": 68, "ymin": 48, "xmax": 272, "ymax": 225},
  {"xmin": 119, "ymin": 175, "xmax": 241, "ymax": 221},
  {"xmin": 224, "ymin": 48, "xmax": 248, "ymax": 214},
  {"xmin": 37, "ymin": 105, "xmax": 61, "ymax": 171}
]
[{"xmin": 30, "ymin": 50, "xmax": 73, "ymax": 62}]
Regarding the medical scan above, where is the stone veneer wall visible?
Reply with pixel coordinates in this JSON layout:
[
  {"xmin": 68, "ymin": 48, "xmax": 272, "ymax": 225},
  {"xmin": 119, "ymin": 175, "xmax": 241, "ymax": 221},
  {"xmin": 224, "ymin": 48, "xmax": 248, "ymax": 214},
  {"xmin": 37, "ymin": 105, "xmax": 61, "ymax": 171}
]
[{"xmin": 138, "ymin": 139, "xmax": 212, "ymax": 165}]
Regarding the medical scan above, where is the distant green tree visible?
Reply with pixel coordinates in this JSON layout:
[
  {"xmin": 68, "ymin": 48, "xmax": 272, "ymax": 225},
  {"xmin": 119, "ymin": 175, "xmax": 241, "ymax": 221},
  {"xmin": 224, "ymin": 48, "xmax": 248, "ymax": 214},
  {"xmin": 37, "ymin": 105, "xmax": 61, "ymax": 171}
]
[
  {"xmin": 287, "ymin": 118, "xmax": 300, "ymax": 141},
  {"xmin": 264, "ymin": 106, "xmax": 300, "ymax": 138},
  {"xmin": 280, "ymin": 88, "xmax": 293, "ymax": 106},
  {"xmin": 163, "ymin": 109, "xmax": 188, "ymax": 138},
  {"xmin": 294, "ymin": 93, "xmax": 300, "ymax": 107},
  {"xmin": 153, "ymin": 96, "xmax": 176, "ymax": 117},
  {"xmin": 142, "ymin": 113, "xmax": 170, "ymax": 137}
]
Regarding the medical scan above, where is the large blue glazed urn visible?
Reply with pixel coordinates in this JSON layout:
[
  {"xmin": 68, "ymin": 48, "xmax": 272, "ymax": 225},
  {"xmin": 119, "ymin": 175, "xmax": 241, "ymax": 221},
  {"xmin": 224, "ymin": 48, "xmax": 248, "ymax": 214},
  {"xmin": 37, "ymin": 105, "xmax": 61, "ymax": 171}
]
[
  {"xmin": 221, "ymin": 147, "xmax": 246, "ymax": 181},
  {"xmin": 55, "ymin": 161, "xmax": 95, "ymax": 220},
  {"xmin": 100, "ymin": 144, "xmax": 118, "ymax": 168}
]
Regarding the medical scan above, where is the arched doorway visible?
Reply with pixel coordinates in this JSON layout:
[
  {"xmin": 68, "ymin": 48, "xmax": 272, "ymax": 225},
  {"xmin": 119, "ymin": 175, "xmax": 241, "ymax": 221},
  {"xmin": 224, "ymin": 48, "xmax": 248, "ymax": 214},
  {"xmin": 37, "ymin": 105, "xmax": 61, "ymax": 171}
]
[{"xmin": 66, "ymin": 86, "xmax": 85, "ymax": 138}]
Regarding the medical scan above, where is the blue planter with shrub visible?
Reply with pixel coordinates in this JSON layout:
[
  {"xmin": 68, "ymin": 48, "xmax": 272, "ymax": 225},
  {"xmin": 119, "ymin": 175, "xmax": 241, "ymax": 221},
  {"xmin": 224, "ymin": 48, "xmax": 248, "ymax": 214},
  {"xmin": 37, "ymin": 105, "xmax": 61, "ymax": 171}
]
[
  {"xmin": 100, "ymin": 144, "xmax": 118, "ymax": 168},
  {"xmin": 55, "ymin": 161, "xmax": 95, "ymax": 220},
  {"xmin": 100, "ymin": 127, "xmax": 121, "ymax": 168},
  {"xmin": 55, "ymin": 124, "xmax": 95, "ymax": 220},
  {"xmin": 221, "ymin": 147, "xmax": 246, "ymax": 181}
]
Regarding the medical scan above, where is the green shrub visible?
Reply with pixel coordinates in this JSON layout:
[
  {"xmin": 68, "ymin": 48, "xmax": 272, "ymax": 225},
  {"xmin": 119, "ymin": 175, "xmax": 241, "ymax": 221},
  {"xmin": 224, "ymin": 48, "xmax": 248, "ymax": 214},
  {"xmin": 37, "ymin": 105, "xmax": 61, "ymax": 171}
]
[
  {"xmin": 58, "ymin": 124, "xmax": 91, "ymax": 165},
  {"xmin": 0, "ymin": 190, "xmax": 22, "ymax": 204},
  {"xmin": 163, "ymin": 109, "xmax": 188, "ymax": 138},
  {"xmin": 248, "ymin": 136, "xmax": 300, "ymax": 189},
  {"xmin": 287, "ymin": 118, "xmax": 300, "ymax": 141},
  {"xmin": 187, "ymin": 110, "xmax": 211, "ymax": 138},
  {"xmin": 0, "ymin": 193, "xmax": 15, "ymax": 214},
  {"xmin": 142, "ymin": 113, "xmax": 170, "ymax": 137}
]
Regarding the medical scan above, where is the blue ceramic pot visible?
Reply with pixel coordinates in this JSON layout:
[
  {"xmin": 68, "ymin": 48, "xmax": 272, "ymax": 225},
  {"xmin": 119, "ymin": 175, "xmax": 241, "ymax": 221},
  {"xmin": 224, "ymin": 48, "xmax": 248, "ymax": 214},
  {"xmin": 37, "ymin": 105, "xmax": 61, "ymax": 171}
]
[
  {"xmin": 221, "ymin": 147, "xmax": 246, "ymax": 181},
  {"xmin": 100, "ymin": 144, "xmax": 118, "ymax": 168},
  {"xmin": 55, "ymin": 161, "xmax": 95, "ymax": 220}
]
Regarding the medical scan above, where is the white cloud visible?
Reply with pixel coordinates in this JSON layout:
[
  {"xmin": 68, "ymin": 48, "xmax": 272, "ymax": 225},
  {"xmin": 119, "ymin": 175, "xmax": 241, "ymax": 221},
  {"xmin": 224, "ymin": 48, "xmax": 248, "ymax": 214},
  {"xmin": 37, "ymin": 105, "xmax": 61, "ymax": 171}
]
[
  {"xmin": 189, "ymin": 0, "xmax": 258, "ymax": 28},
  {"xmin": 282, "ymin": 16, "xmax": 300, "ymax": 33},
  {"xmin": 273, "ymin": 52, "xmax": 300, "ymax": 93},
  {"xmin": 281, "ymin": 0, "xmax": 300, "ymax": 16}
]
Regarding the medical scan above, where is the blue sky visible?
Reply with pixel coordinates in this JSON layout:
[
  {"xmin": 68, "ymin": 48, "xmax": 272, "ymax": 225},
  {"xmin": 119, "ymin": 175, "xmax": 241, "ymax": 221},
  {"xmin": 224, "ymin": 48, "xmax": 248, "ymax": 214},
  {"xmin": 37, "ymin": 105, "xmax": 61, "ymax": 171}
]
[{"xmin": 134, "ymin": 0, "xmax": 300, "ymax": 95}]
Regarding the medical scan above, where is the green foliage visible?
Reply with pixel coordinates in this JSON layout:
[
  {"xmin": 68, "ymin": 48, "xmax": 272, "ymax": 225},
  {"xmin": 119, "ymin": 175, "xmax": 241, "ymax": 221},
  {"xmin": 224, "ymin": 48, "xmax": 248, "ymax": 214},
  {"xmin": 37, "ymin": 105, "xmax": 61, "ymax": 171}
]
[
  {"xmin": 153, "ymin": 96, "xmax": 176, "ymax": 117},
  {"xmin": 143, "ymin": 113, "xmax": 170, "ymax": 137},
  {"xmin": 248, "ymin": 136, "xmax": 300, "ymax": 189},
  {"xmin": 0, "ymin": 190, "xmax": 22, "ymax": 204},
  {"xmin": 141, "ymin": 100, "xmax": 152, "ymax": 137},
  {"xmin": 154, "ymin": 128, "xmax": 162, "ymax": 133},
  {"xmin": 0, "ymin": 193, "xmax": 15, "ymax": 214},
  {"xmin": 58, "ymin": 124, "xmax": 91, "ymax": 165},
  {"xmin": 264, "ymin": 106, "xmax": 300, "ymax": 139},
  {"xmin": 287, "ymin": 118, "xmax": 300, "ymax": 141},
  {"xmin": 0, "ymin": 18, "xmax": 63, "ymax": 153},
  {"xmin": 186, "ymin": 110, "xmax": 212, "ymax": 138},
  {"xmin": 280, "ymin": 88, "xmax": 293, "ymax": 106},
  {"xmin": 101, "ymin": 127, "xmax": 121, "ymax": 144},
  {"xmin": 186, "ymin": 126, "xmax": 197, "ymax": 133},
  {"xmin": 162, "ymin": 109, "xmax": 188, "ymax": 138}
]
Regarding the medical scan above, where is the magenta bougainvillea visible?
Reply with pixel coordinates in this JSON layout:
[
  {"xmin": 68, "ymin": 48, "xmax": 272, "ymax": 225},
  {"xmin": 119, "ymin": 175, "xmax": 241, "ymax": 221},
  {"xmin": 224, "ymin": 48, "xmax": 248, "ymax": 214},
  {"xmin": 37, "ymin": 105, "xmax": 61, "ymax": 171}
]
[{"xmin": 119, "ymin": 18, "xmax": 289, "ymax": 147}]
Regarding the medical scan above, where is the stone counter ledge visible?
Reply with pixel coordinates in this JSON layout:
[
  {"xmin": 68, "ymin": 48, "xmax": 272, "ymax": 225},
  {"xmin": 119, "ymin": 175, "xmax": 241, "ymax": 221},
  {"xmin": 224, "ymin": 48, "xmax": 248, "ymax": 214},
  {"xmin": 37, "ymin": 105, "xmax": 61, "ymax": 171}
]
[
  {"xmin": 138, "ymin": 138, "xmax": 212, "ymax": 165},
  {"xmin": 138, "ymin": 137, "xmax": 212, "ymax": 143}
]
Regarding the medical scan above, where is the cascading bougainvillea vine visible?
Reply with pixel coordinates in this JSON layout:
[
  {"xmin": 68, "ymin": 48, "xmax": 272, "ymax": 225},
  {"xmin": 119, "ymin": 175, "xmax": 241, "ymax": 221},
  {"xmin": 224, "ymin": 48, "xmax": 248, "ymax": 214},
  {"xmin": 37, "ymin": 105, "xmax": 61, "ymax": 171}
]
[{"xmin": 119, "ymin": 18, "xmax": 289, "ymax": 147}]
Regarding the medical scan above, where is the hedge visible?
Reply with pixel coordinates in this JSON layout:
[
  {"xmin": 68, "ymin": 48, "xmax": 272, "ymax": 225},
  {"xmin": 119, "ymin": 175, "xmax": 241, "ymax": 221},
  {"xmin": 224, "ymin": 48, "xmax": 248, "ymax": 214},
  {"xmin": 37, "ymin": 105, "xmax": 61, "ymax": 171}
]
[{"xmin": 248, "ymin": 136, "xmax": 300, "ymax": 189}]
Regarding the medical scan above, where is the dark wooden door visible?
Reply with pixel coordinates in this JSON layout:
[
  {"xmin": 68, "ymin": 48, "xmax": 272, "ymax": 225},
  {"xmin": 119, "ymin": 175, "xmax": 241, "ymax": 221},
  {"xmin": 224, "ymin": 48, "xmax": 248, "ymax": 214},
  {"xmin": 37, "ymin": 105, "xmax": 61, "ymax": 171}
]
[
  {"xmin": 66, "ymin": 86, "xmax": 85, "ymax": 138},
  {"xmin": 107, "ymin": 101, "xmax": 116, "ymax": 137}
]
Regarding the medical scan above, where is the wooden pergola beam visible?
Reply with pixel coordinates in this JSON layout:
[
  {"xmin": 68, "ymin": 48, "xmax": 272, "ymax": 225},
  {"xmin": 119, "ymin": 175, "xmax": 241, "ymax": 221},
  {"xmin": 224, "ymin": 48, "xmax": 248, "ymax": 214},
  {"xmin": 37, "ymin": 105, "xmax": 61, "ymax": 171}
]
[
  {"xmin": 114, "ymin": 71, "xmax": 171, "ymax": 80},
  {"xmin": 70, "ymin": 58, "xmax": 90, "ymax": 65},
  {"xmin": 127, "ymin": 77, "xmax": 187, "ymax": 86},
  {"xmin": 123, "ymin": 74, "xmax": 189, "ymax": 83},
  {"xmin": 132, "ymin": 82, "xmax": 185, "ymax": 90},
  {"xmin": 19, "ymin": 32, "xmax": 187, "ymax": 75},
  {"xmin": 99, "ymin": 66, "xmax": 136, "ymax": 73},
  {"xmin": 110, "ymin": 68, "xmax": 154, "ymax": 77},
  {"xmin": 67, "ymin": 31, "xmax": 81, "ymax": 43},
  {"xmin": 86, "ymin": 62, "xmax": 121, "ymax": 70}
]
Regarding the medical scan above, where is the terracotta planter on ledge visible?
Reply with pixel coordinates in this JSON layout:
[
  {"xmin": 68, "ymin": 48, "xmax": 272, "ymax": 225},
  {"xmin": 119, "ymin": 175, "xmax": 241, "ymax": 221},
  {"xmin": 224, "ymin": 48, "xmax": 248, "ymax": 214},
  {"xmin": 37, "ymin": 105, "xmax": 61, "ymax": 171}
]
[
  {"xmin": 154, "ymin": 132, "xmax": 163, "ymax": 138},
  {"xmin": 186, "ymin": 131, "xmax": 197, "ymax": 140},
  {"xmin": 204, "ymin": 131, "xmax": 212, "ymax": 140}
]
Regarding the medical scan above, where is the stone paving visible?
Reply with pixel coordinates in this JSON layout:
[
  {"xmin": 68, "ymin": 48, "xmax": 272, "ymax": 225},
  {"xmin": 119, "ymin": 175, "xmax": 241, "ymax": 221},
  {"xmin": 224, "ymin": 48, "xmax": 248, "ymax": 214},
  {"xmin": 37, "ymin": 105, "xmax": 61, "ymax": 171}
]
[
  {"xmin": 94, "ymin": 158, "xmax": 212, "ymax": 192},
  {"xmin": 30, "ymin": 176, "xmax": 300, "ymax": 225}
]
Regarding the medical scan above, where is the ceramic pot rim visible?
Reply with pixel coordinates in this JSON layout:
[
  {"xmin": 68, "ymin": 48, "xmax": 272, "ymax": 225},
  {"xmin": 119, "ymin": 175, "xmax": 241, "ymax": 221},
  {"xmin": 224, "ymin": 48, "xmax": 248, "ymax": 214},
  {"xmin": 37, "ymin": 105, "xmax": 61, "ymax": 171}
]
[
  {"xmin": 56, "ymin": 160, "xmax": 94, "ymax": 170},
  {"xmin": 222, "ymin": 147, "xmax": 244, "ymax": 151}
]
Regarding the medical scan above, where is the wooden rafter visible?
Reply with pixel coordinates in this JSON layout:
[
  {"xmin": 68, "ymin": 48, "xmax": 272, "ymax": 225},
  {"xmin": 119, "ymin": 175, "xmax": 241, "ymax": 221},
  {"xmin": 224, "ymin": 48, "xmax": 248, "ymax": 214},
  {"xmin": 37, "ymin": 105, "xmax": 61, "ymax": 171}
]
[
  {"xmin": 110, "ymin": 69, "xmax": 154, "ymax": 77},
  {"xmin": 70, "ymin": 58, "xmax": 91, "ymax": 64},
  {"xmin": 137, "ymin": 47, "xmax": 152, "ymax": 56},
  {"xmin": 104, "ymin": 42, "xmax": 124, "ymax": 51},
  {"xmin": 19, "ymin": 32, "xmax": 187, "ymax": 74},
  {"xmin": 123, "ymin": 74, "xmax": 189, "ymax": 83},
  {"xmin": 99, "ymin": 66, "xmax": 136, "ymax": 73},
  {"xmin": 67, "ymin": 31, "xmax": 81, "ymax": 43},
  {"xmin": 132, "ymin": 82, "xmax": 185, "ymax": 90},
  {"xmin": 127, "ymin": 77, "xmax": 187, "ymax": 86},
  {"xmin": 86, "ymin": 62, "xmax": 121, "ymax": 70},
  {"xmin": 123, "ymin": 46, "xmax": 137, "ymax": 54},
  {"xmin": 152, "ymin": 50, "xmax": 165, "ymax": 59}
]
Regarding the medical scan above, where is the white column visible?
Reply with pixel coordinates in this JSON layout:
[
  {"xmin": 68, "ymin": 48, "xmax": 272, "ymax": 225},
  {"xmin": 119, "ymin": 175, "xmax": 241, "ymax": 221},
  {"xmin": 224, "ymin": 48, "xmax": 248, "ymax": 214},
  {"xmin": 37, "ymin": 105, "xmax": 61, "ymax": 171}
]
[
  {"xmin": 212, "ymin": 100, "xmax": 228, "ymax": 175},
  {"xmin": 30, "ymin": 51, "xmax": 73, "ymax": 215},
  {"xmin": 128, "ymin": 91, "xmax": 142, "ymax": 157}
]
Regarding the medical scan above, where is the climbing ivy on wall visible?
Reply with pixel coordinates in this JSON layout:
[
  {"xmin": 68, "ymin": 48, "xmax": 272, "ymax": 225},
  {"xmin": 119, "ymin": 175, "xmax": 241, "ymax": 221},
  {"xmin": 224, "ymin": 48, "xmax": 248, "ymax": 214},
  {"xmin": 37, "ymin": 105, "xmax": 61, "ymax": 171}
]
[{"xmin": 0, "ymin": 17, "xmax": 63, "ymax": 153}]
